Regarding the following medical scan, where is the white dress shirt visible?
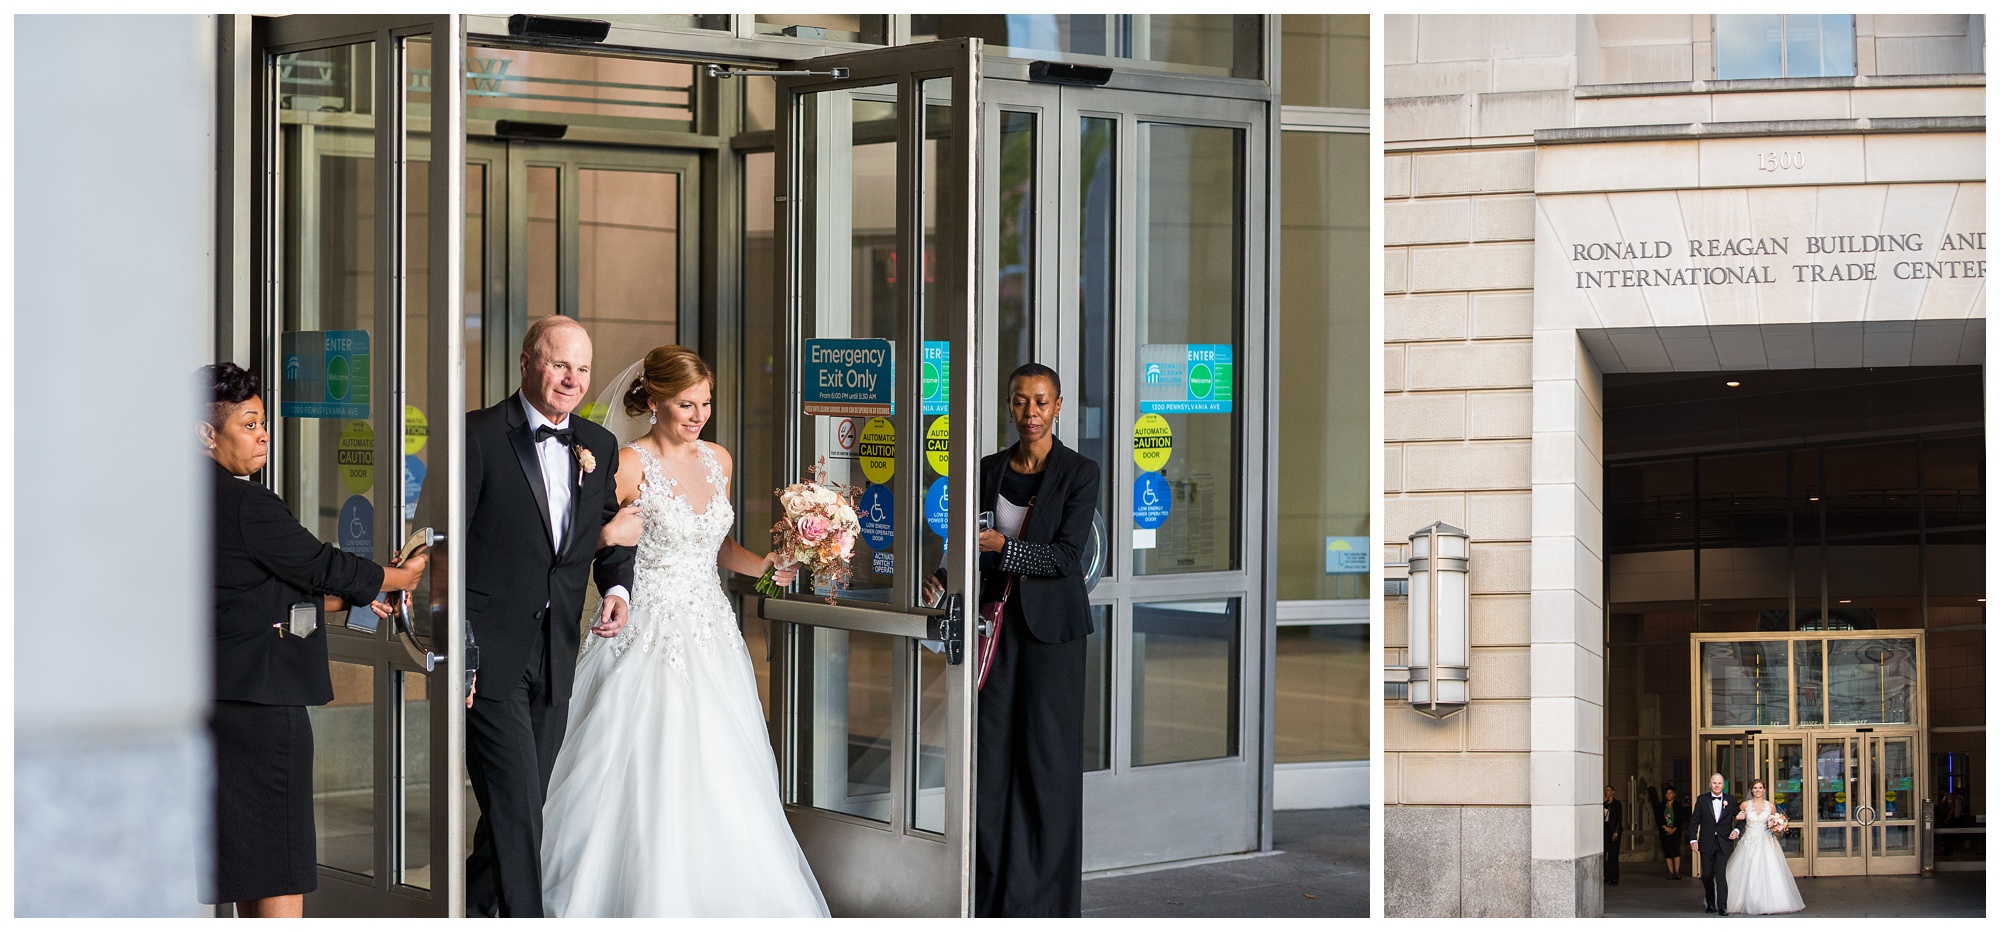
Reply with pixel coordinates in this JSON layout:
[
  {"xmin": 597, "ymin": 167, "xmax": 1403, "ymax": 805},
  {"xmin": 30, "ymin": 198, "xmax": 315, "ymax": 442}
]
[{"xmin": 522, "ymin": 396, "xmax": 629, "ymax": 608}]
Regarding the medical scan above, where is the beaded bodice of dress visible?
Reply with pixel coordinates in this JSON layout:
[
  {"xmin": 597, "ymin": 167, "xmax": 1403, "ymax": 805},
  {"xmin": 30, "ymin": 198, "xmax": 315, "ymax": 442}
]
[
  {"xmin": 1742, "ymin": 800, "xmax": 1775, "ymax": 836},
  {"xmin": 584, "ymin": 441, "xmax": 737, "ymax": 675}
]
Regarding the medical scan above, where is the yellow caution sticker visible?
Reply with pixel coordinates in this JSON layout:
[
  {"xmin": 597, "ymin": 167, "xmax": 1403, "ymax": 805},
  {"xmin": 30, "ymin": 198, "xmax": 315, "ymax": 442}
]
[
  {"xmin": 926, "ymin": 416, "xmax": 951, "ymax": 476},
  {"xmin": 1132, "ymin": 413, "xmax": 1173, "ymax": 472},
  {"xmin": 859, "ymin": 417, "xmax": 897, "ymax": 484},
  {"xmin": 339, "ymin": 420, "xmax": 375, "ymax": 494},
  {"xmin": 404, "ymin": 405, "xmax": 428, "ymax": 455}
]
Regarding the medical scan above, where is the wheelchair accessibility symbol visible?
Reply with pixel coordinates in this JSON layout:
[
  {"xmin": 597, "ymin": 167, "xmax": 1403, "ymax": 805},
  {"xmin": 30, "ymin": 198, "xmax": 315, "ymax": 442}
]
[
  {"xmin": 1132, "ymin": 471, "xmax": 1171, "ymax": 530},
  {"xmin": 337, "ymin": 495, "xmax": 374, "ymax": 555},
  {"xmin": 859, "ymin": 484, "xmax": 894, "ymax": 550}
]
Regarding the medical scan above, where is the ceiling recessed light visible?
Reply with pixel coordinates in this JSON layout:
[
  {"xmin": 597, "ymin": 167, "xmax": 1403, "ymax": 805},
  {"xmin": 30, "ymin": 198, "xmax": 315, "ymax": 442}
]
[
  {"xmin": 1839, "ymin": 599, "xmax": 1852, "ymax": 604},
  {"xmin": 1809, "ymin": 496, "xmax": 1820, "ymax": 502},
  {"xmin": 1725, "ymin": 380, "xmax": 1742, "ymax": 387}
]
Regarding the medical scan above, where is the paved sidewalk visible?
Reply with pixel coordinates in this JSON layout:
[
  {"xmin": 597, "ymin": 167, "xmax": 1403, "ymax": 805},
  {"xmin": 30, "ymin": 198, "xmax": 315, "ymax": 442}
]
[
  {"xmin": 1081, "ymin": 807, "xmax": 1368, "ymax": 917},
  {"xmin": 1603, "ymin": 865, "xmax": 1985, "ymax": 918}
]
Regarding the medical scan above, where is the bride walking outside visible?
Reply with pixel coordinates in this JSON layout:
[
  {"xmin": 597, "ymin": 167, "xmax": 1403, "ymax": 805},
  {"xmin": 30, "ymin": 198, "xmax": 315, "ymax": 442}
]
[
  {"xmin": 537, "ymin": 345, "xmax": 828, "ymax": 917},
  {"xmin": 1725, "ymin": 779, "xmax": 1805, "ymax": 916}
]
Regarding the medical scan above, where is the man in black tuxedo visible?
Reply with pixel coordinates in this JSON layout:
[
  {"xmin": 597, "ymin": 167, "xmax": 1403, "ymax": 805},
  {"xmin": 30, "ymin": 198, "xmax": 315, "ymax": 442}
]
[
  {"xmin": 1689, "ymin": 772, "xmax": 1741, "ymax": 916},
  {"xmin": 463, "ymin": 316, "xmax": 636, "ymax": 917}
]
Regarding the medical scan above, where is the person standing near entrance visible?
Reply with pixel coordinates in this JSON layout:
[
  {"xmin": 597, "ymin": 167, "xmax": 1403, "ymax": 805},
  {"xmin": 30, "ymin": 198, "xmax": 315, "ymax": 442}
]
[
  {"xmin": 1689, "ymin": 772, "xmax": 1741, "ymax": 916},
  {"xmin": 201, "ymin": 363, "xmax": 428, "ymax": 917},
  {"xmin": 1603, "ymin": 785, "xmax": 1624, "ymax": 885},
  {"xmin": 463, "ymin": 316, "xmax": 636, "ymax": 917},
  {"xmin": 1657, "ymin": 784, "xmax": 1688, "ymax": 880},
  {"xmin": 927, "ymin": 363, "xmax": 1100, "ymax": 917}
]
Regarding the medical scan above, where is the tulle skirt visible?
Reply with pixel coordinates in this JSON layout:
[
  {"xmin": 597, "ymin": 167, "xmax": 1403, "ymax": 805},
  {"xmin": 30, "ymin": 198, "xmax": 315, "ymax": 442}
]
[
  {"xmin": 1726, "ymin": 827, "xmax": 1805, "ymax": 915},
  {"xmin": 540, "ymin": 606, "xmax": 829, "ymax": 917}
]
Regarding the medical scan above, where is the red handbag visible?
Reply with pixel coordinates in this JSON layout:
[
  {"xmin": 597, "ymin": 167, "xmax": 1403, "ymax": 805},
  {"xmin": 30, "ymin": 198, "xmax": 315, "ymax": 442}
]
[{"xmin": 975, "ymin": 498, "xmax": 1031, "ymax": 691}]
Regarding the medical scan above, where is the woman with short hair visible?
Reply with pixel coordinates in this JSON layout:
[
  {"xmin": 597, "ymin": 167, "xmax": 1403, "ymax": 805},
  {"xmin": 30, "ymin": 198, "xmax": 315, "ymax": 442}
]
[{"xmin": 201, "ymin": 362, "xmax": 426, "ymax": 917}]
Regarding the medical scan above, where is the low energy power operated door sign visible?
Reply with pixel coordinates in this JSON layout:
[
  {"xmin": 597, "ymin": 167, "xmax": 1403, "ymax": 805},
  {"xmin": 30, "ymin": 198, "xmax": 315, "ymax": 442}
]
[
  {"xmin": 281, "ymin": 329, "xmax": 371, "ymax": 419},
  {"xmin": 802, "ymin": 338, "xmax": 894, "ymax": 418}
]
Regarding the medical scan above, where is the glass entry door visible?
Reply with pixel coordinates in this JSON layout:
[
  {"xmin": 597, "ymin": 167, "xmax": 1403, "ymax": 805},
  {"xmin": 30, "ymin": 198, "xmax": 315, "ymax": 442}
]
[
  {"xmin": 980, "ymin": 77, "xmax": 1271, "ymax": 870},
  {"xmin": 766, "ymin": 39, "xmax": 983, "ymax": 916},
  {"xmin": 1811, "ymin": 732, "xmax": 1922, "ymax": 875},
  {"xmin": 260, "ymin": 13, "xmax": 469, "ymax": 916}
]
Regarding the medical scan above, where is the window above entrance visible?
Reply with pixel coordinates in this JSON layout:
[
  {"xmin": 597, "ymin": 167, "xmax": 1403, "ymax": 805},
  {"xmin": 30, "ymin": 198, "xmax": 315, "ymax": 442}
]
[
  {"xmin": 1714, "ymin": 14, "xmax": 1856, "ymax": 80},
  {"xmin": 910, "ymin": 15, "xmax": 1260, "ymax": 79}
]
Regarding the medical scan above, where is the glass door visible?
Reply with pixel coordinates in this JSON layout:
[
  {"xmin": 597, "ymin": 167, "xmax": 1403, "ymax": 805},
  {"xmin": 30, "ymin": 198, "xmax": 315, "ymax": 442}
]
[
  {"xmin": 767, "ymin": 39, "xmax": 982, "ymax": 917},
  {"xmin": 1810, "ymin": 733, "xmax": 1866, "ymax": 875},
  {"xmin": 980, "ymin": 78, "xmax": 1270, "ymax": 871},
  {"xmin": 1863, "ymin": 733, "xmax": 1922, "ymax": 873},
  {"xmin": 260, "ymin": 13, "xmax": 469, "ymax": 916}
]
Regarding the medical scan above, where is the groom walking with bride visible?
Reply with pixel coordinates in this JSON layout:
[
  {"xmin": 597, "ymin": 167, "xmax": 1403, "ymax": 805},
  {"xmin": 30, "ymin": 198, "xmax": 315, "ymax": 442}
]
[
  {"xmin": 1689, "ymin": 772, "xmax": 1740, "ymax": 916},
  {"xmin": 462, "ymin": 316, "xmax": 637, "ymax": 917}
]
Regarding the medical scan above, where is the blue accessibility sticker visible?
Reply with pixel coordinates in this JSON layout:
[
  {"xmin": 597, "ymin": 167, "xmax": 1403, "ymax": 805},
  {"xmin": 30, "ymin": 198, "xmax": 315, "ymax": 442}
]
[
  {"xmin": 1133, "ymin": 471, "xmax": 1172, "ymax": 529},
  {"xmin": 403, "ymin": 454, "xmax": 426, "ymax": 521},
  {"xmin": 859, "ymin": 483, "xmax": 895, "ymax": 550},
  {"xmin": 337, "ymin": 494, "xmax": 374, "ymax": 555},
  {"xmin": 924, "ymin": 476, "xmax": 951, "ymax": 537}
]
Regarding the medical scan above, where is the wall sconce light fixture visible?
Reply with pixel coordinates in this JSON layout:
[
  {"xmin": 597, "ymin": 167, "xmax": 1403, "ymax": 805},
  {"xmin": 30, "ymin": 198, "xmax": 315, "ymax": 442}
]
[{"xmin": 1405, "ymin": 521, "xmax": 1469, "ymax": 718}]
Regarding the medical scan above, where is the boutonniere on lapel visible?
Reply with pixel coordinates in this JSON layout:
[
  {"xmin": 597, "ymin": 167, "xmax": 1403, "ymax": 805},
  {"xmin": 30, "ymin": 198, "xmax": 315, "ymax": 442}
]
[{"xmin": 575, "ymin": 446, "xmax": 597, "ymax": 483}]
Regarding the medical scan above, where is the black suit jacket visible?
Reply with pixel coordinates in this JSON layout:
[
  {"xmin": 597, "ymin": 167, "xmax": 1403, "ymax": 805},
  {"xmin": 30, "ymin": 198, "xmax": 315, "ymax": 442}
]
[
  {"xmin": 1604, "ymin": 798, "xmax": 1623, "ymax": 837},
  {"xmin": 978, "ymin": 437, "xmax": 1100, "ymax": 644},
  {"xmin": 210, "ymin": 459, "xmax": 385, "ymax": 706},
  {"xmin": 1691, "ymin": 792, "xmax": 1740, "ymax": 854},
  {"xmin": 463, "ymin": 393, "xmax": 634, "ymax": 700}
]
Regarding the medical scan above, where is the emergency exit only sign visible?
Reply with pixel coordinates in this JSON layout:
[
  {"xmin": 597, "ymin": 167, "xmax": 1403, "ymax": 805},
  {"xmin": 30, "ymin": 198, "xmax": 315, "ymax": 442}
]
[{"xmin": 803, "ymin": 338, "xmax": 895, "ymax": 418}]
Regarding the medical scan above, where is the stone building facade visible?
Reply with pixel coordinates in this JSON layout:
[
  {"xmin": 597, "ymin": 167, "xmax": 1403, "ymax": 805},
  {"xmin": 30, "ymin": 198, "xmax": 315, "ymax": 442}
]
[{"xmin": 1383, "ymin": 14, "xmax": 1985, "ymax": 917}]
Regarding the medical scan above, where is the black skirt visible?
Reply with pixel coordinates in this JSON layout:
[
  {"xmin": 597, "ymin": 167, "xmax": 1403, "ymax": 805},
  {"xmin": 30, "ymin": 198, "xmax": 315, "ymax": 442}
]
[{"xmin": 211, "ymin": 701, "xmax": 317, "ymax": 903}]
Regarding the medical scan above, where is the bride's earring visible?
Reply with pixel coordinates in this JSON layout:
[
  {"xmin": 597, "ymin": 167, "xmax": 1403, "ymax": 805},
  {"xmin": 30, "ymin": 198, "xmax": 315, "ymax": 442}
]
[{"xmin": 649, "ymin": 408, "xmax": 658, "ymax": 426}]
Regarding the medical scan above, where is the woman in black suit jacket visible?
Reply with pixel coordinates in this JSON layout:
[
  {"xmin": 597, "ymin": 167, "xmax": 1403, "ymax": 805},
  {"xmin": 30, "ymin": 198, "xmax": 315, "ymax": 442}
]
[
  {"xmin": 201, "ymin": 363, "xmax": 426, "ymax": 917},
  {"xmin": 929, "ymin": 363, "xmax": 1100, "ymax": 916}
]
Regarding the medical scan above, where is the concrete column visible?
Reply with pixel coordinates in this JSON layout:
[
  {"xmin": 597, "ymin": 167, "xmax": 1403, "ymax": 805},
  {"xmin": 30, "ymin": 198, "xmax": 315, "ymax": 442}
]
[
  {"xmin": 1527, "ymin": 329, "xmax": 1608, "ymax": 916},
  {"xmin": 14, "ymin": 14, "xmax": 218, "ymax": 917}
]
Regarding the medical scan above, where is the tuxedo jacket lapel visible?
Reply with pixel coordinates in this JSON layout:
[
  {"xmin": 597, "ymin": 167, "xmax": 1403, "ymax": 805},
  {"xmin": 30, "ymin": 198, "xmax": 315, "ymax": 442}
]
[{"xmin": 505, "ymin": 395, "xmax": 558, "ymax": 554}]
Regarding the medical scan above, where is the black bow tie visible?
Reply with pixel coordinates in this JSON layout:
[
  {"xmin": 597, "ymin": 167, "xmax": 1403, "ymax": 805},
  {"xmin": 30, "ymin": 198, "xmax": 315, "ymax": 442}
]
[{"xmin": 535, "ymin": 424, "xmax": 575, "ymax": 446}]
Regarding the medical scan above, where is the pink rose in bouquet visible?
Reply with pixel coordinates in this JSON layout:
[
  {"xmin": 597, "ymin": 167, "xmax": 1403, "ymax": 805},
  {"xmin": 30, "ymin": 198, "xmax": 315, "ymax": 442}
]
[{"xmin": 796, "ymin": 513, "xmax": 832, "ymax": 545}]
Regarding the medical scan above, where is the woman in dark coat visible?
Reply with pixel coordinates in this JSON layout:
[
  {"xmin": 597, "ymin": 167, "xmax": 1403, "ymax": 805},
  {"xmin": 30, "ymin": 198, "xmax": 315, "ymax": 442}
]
[
  {"xmin": 926, "ymin": 363, "xmax": 1099, "ymax": 917},
  {"xmin": 1657, "ymin": 784, "xmax": 1689, "ymax": 879},
  {"xmin": 201, "ymin": 363, "xmax": 426, "ymax": 917}
]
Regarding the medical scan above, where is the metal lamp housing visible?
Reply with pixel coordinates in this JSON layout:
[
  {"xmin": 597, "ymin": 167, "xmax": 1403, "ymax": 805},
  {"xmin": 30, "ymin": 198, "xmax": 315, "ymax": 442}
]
[{"xmin": 1408, "ymin": 521, "xmax": 1470, "ymax": 718}]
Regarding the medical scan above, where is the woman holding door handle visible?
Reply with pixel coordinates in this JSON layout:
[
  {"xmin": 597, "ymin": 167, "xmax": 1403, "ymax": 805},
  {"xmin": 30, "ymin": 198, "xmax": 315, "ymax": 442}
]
[
  {"xmin": 926, "ymin": 362, "xmax": 1099, "ymax": 917},
  {"xmin": 201, "ymin": 363, "xmax": 427, "ymax": 917}
]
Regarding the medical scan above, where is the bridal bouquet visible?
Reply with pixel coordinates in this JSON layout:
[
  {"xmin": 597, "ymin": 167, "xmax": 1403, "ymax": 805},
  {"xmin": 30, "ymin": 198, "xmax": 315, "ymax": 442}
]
[
  {"xmin": 1769, "ymin": 812, "xmax": 1789, "ymax": 835},
  {"xmin": 757, "ymin": 458, "xmax": 862, "ymax": 603}
]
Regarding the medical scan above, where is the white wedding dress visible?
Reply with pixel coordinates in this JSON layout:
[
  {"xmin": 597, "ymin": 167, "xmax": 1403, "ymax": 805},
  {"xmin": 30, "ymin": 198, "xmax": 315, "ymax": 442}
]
[
  {"xmin": 1725, "ymin": 801, "xmax": 1804, "ymax": 916},
  {"xmin": 540, "ymin": 442, "xmax": 829, "ymax": 917}
]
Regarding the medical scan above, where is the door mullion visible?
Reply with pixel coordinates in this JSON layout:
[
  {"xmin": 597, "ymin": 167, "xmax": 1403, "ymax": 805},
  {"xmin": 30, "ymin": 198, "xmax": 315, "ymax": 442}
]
[
  {"xmin": 372, "ymin": 23, "xmax": 406, "ymax": 890},
  {"xmin": 560, "ymin": 162, "xmax": 581, "ymax": 318}
]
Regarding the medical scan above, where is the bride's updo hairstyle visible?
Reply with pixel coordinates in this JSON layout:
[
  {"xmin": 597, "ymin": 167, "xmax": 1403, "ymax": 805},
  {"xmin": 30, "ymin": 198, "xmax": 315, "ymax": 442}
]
[{"xmin": 622, "ymin": 344, "xmax": 715, "ymax": 417}]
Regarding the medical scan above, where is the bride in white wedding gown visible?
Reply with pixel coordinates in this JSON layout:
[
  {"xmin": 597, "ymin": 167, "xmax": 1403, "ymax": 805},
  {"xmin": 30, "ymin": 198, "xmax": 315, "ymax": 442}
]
[
  {"xmin": 1725, "ymin": 779, "xmax": 1805, "ymax": 916},
  {"xmin": 540, "ymin": 347, "xmax": 828, "ymax": 917}
]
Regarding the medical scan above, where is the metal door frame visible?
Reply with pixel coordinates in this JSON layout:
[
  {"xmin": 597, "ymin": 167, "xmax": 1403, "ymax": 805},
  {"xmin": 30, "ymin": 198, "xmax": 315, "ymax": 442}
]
[
  {"xmin": 255, "ymin": 12, "xmax": 468, "ymax": 916},
  {"xmin": 1690, "ymin": 629, "xmax": 1928, "ymax": 880},
  {"xmin": 978, "ymin": 76, "xmax": 1273, "ymax": 871},
  {"xmin": 767, "ymin": 38, "xmax": 983, "ymax": 917}
]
